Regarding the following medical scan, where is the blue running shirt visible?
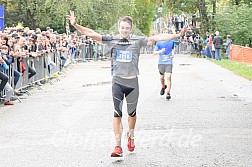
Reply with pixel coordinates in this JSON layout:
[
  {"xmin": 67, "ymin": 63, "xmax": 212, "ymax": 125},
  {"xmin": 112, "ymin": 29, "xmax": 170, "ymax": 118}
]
[{"xmin": 155, "ymin": 40, "xmax": 174, "ymax": 64}]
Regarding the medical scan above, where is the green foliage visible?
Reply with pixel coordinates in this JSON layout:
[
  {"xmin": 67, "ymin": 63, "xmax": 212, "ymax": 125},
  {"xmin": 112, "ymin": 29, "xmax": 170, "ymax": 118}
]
[
  {"xmin": 2, "ymin": 0, "xmax": 153, "ymax": 35},
  {"xmin": 157, "ymin": 0, "xmax": 252, "ymax": 46},
  {"xmin": 214, "ymin": 4, "xmax": 252, "ymax": 46},
  {"xmin": 132, "ymin": 0, "xmax": 155, "ymax": 35},
  {"xmin": 164, "ymin": 0, "xmax": 198, "ymax": 14},
  {"xmin": 86, "ymin": 0, "xmax": 135, "ymax": 31},
  {"xmin": 230, "ymin": 0, "xmax": 252, "ymax": 6},
  {"xmin": 3, "ymin": 0, "xmax": 251, "ymax": 44}
]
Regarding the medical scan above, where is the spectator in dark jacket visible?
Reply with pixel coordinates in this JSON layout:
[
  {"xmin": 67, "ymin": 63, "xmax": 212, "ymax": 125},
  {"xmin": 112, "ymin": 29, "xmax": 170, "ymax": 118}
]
[{"xmin": 213, "ymin": 31, "xmax": 223, "ymax": 60}]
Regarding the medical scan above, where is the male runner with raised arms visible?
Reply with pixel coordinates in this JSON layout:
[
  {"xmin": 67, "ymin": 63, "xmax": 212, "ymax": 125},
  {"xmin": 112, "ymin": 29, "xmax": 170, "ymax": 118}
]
[{"xmin": 66, "ymin": 11, "xmax": 186, "ymax": 157}]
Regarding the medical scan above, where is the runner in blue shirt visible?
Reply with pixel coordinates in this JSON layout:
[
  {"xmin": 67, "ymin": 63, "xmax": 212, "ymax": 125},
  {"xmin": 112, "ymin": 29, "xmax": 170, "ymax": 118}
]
[{"xmin": 154, "ymin": 28, "xmax": 175, "ymax": 100}]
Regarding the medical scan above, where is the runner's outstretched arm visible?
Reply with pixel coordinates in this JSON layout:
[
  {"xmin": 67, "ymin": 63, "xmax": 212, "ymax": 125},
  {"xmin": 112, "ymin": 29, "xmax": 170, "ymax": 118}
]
[
  {"xmin": 66, "ymin": 10, "xmax": 102, "ymax": 43},
  {"xmin": 147, "ymin": 27, "xmax": 186, "ymax": 45}
]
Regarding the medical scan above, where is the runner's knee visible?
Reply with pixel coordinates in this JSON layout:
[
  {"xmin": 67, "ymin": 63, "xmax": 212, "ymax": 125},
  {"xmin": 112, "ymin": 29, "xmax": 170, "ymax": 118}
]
[
  {"xmin": 128, "ymin": 109, "xmax": 136, "ymax": 117},
  {"xmin": 159, "ymin": 71, "xmax": 164, "ymax": 75},
  {"xmin": 114, "ymin": 109, "xmax": 122, "ymax": 117}
]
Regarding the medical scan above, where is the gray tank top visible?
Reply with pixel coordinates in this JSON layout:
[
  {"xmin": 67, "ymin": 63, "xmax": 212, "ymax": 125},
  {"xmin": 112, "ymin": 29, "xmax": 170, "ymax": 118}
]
[{"xmin": 102, "ymin": 35, "xmax": 148, "ymax": 77}]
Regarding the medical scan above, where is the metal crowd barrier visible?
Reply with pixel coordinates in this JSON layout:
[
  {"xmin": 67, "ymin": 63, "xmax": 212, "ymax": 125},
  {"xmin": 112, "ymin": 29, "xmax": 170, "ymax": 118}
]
[
  {"xmin": 76, "ymin": 43, "xmax": 108, "ymax": 62},
  {"xmin": 141, "ymin": 45, "xmax": 155, "ymax": 54},
  {"xmin": 174, "ymin": 42, "xmax": 194, "ymax": 54},
  {"xmin": 0, "ymin": 50, "xmax": 70, "ymax": 99},
  {"xmin": 0, "ymin": 42, "xmax": 111, "ymax": 104},
  {"xmin": 0, "ymin": 64, "xmax": 16, "ymax": 102}
]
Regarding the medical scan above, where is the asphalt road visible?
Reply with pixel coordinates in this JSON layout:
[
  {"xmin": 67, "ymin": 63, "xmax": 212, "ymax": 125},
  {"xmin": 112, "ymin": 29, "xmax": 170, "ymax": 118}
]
[{"xmin": 0, "ymin": 53, "xmax": 251, "ymax": 167}]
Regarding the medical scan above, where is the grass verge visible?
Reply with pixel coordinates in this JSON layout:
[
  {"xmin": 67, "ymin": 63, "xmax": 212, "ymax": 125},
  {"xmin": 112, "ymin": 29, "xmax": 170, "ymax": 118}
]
[
  {"xmin": 191, "ymin": 53, "xmax": 252, "ymax": 80},
  {"xmin": 209, "ymin": 59, "xmax": 252, "ymax": 81}
]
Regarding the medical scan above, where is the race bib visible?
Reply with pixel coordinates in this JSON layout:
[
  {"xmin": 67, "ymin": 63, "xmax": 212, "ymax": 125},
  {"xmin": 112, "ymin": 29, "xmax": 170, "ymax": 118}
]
[
  {"xmin": 116, "ymin": 50, "xmax": 133, "ymax": 62},
  {"xmin": 161, "ymin": 54, "xmax": 171, "ymax": 61}
]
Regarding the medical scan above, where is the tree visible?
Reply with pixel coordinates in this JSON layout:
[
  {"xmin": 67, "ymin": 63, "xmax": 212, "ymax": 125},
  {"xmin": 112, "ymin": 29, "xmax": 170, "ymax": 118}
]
[
  {"xmin": 214, "ymin": 3, "xmax": 252, "ymax": 46},
  {"xmin": 1, "ymin": 0, "xmax": 158, "ymax": 35},
  {"xmin": 132, "ymin": 0, "xmax": 156, "ymax": 35},
  {"xmin": 197, "ymin": 0, "xmax": 209, "ymax": 34},
  {"xmin": 164, "ymin": 0, "xmax": 198, "ymax": 14}
]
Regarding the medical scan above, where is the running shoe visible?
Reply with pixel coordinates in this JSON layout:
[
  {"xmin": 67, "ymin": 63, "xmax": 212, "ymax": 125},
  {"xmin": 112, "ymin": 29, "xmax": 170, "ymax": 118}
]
[
  {"xmin": 127, "ymin": 132, "xmax": 135, "ymax": 152},
  {"xmin": 166, "ymin": 93, "xmax": 171, "ymax": 100},
  {"xmin": 4, "ymin": 101, "xmax": 14, "ymax": 105},
  {"xmin": 111, "ymin": 146, "xmax": 123, "ymax": 157},
  {"xmin": 160, "ymin": 85, "xmax": 167, "ymax": 95}
]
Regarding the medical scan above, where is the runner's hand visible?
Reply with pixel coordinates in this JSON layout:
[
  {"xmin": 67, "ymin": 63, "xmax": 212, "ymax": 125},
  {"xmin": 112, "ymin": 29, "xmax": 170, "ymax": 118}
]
[
  {"xmin": 66, "ymin": 10, "xmax": 77, "ymax": 26},
  {"xmin": 179, "ymin": 26, "xmax": 187, "ymax": 37},
  {"xmin": 160, "ymin": 48, "xmax": 166, "ymax": 53}
]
